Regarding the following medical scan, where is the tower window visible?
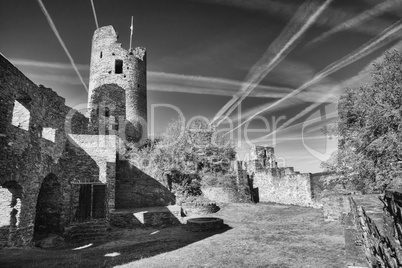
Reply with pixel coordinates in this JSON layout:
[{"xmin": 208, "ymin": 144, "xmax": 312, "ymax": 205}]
[
  {"xmin": 115, "ymin": 60, "xmax": 123, "ymax": 74},
  {"xmin": 100, "ymin": 51, "xmax": 102, "ymax": 58}
]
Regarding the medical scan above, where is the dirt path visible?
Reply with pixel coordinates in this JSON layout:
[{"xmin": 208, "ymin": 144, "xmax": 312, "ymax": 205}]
[{"xmin": 0, "ymin": 203, "xmax": 345, "ymax": 268}]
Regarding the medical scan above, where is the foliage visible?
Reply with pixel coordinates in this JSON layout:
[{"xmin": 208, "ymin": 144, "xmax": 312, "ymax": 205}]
[
  {"xmin": 321, "ymin": 50, "xmax": 402, "ymax": 192},
  {"xmin": 201, "ymin": 172, "xmax": 237, "ymax": 189},
  {"xmin": 125, "ymin": 117, "xmax": 238, "ymax": 199}
]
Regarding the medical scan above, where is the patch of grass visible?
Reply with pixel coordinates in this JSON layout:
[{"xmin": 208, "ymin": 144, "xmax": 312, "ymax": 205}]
[{"xmin": 0, "ymin": 203, "xmax": 345, "ymax": 268}]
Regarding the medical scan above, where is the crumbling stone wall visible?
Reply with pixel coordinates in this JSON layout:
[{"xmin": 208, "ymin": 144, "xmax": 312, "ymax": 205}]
[
  {"xmin": 0, "ymin": 54, "xmax": 114, "ymax": 246},
  {"xmin": 252, "ymin": 169, "xmax": 316, "ymax": 207},
  {"xmin": 349, "ymin": 191, "xmax": 402, "ymax": 267},
  {"xmin": 244, "ymin": 145, "xmax": 316, "ymax": 207}
]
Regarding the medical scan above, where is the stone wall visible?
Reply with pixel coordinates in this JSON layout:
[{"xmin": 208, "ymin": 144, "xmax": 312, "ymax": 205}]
[
  {"xmin": 202, "ymin": 187, "xmax": 239, "ymax": 203},
  {"xmin": 252, "ymin": 169, "xmax": 317, "ymax": 207},
  {"xmin": 115, "ymin": 160, "xmax": 175, "ymax": 209},
  {"xmin": 88, "ymin": 26, "xmax": 147, "ymax": 144},
  {"xmin": 348, "ymin": 191, "xmax": 402, "ymax": 267},
  {"xmin": 0, "ymin": 54, "xmax": 114, "ymax": 246}
]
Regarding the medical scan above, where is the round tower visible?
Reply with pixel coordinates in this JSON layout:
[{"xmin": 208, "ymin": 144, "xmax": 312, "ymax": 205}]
[{"xmin": 87, "ymin": 26, "xmax": 147, "ymax": 144}]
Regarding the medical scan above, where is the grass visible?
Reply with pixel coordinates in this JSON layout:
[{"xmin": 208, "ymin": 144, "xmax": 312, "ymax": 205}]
[{"xmin": 0, "ymin": 203, "xmax": 345, "ymax": 268}]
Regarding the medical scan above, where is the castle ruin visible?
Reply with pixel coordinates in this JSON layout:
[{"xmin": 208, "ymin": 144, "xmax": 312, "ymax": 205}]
[
  {"xmin": 0, "ymin": 24, "xmax": 318, "ymax": 247},
  {"xmin": 0, "ymin": 25, "xmax": 174, "ymax": 247},
  {"xmin": 238, "ymin": 145, "xmax": 316, "ymax": 207}
]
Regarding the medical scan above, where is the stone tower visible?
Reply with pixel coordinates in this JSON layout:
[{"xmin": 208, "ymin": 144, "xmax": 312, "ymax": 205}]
[{"xmin": 87, "ymin": 26, "xmax": 147, "ymax": 144}]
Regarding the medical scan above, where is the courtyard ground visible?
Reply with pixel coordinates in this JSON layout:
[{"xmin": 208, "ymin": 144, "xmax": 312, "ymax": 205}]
[{"xmin": 0, "ymin": 203, "xmax": 345, "ymax": 268}]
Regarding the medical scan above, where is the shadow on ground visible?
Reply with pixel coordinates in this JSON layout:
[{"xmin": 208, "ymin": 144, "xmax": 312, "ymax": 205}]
[{"xmin": 0, "ymin": 223, "xmax": 231, "ymax": 268}]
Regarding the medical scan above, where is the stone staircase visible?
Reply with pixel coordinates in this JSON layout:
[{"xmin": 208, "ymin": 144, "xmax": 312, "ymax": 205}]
[
  {"xmin": 64, "ymin": 219, "xmax": 110, "ymax": 242},
  {"xmin": 110, "ymin": 205, "xmax": 184, "ymax": 228}
]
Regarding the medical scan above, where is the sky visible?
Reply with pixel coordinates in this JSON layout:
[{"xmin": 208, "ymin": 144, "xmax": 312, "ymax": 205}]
[{"xmin": 1, "ymin": 0, "xmax": 402, "ymax": 173}]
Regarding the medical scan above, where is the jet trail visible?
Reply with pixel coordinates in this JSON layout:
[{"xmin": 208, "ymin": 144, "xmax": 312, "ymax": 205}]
[
  {"xmin": 226, "ymin": 18, "xmax": 402, "ymax": 135},
  {"xmin": 308, "ymin": 0, "xmax": 401, "ymax": 46},
  {"xmin": 36, "ymin": 0, "xmax": 88, "ymax": 92},
  {"xmin": 253, "ymin": 90, "xmax": 338, "ymax": 143},
  {"xmin": 90, "ymin": 0, "xmax": 99, "ymax": 29},
  {"xmin": 211, "ymin": 0, "xmax": 333, "ymax": 126}
]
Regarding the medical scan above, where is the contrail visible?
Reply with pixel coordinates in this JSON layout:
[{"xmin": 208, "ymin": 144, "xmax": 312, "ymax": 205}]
[
  {"xmin": 308, "ymin": 0, "xmax": 401, "ymax": 46},
  {"xmin": 212, "ymin": 0, "xmax": 333, "ymax": 126},
  {"xmin": 225, "ymin": 18, "xmax": 402, "ymax": 135},
  {"xmin": 36, "ymin": 0, "xmax": 88, "ymax": 92},
  {"xmin": 253, "ymin": 90, "xmax": 338, "ymax": 143},
  {"xmin": 90, "ymin": 0, "xmax": 99, "ymax": 29}
]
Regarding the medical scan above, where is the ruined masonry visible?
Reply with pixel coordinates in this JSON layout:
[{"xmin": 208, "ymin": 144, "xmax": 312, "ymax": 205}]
[
  {"xmin": 0, "ymin": 25, "xmax": 175, "ymax": 247},
  {"xmin": 238, "ymin": 145, "xmax": 317, "ymax": 207}
]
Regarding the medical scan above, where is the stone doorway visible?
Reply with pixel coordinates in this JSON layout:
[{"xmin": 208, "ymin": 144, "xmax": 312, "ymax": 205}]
[
  {"xmin": 75, "ymin": 183, "xmax": 106, "ymax": 222},
  {"xmin": 33, "ymin": 173, "xmax": 63, "ymax": 240}
]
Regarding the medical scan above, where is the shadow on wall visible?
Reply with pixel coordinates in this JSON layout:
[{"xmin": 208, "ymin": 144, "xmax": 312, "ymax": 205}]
[
  {"xmin": 33, "ymin": 173, "xmax": 63, "ymax": 241},
  {"xmin": 115, "ymin": 160, "xmax": 176, "ymax": 209}
]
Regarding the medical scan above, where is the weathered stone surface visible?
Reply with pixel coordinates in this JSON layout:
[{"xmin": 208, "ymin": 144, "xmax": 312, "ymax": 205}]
[
  {"xmin": 239, "ymin": 146, "xmax": 319, "ymax": 207},
  {"xmin": 0, "ymin": 54, "xmax": 104, "ymax": 246},
  {"xmin": 115, "ymin": 160, "xmax": 175, "ymax": 208},
  {"xmin": 349, "ymin": 192, "xmax": 402, "ymax": 267},
  {"xmin": 0, "ymin": 52, "xmax": 117, "ymax": 247},
  {"xmin": 88, "ymin": 26, "xmax": 147, "ymax": 144},
  {"xmin": 0, "ymin": 24, "xmax": 153, "ymax": 247},
  {"xmin": 252, "ymin": 169, "xmax": 317, "ymax": 207},
  {"xmin": 110, "ymin": 206, "xmax": 183, "ymax": 228},
  {"xmin": 202, "ymin": 187, "xmax": 239, "ymax": 203},
  {"xmin": 35, "ymin": 234, "xmax": 65, "ymax": 248},
  {"xmin": 186, "ymin": 217, "xmax": 224, "ymax": 232},
  {"xmin": 181, "ymin": 201, "xmax": 220, "ymax": 216}
]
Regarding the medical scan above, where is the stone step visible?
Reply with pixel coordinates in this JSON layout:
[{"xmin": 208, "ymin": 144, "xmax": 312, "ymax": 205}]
[
  {"xmin": 64, "ymin": 220, "xmax": 110, "ymax": 241},
  {"xmin": 111, "ymin": 205, "xmax": 184, "ymax": 228}
]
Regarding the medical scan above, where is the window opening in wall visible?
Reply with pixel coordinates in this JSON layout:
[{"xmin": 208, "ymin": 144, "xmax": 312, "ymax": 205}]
[
  {"xmin": 115, "ymin": 59, "xmax": 123, "ymax": 74},
  {"xmin": 104, "ymin": 107, "xmax": 110, "ymax": 117},
  {"xmin": 42, "ymin": 127, "xmax": 56, "ymax": 142},
  {"xmin": 11, "ymin": 100, "xmax": 30, "ymax": 131},
  {"xmin": 100, "ymin": 51, "xmax": 103, "ymax": 58}
]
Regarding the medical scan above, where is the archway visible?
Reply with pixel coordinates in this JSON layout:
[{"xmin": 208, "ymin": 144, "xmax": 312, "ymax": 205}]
[
  {"xmin": 33, "ymin": 174, "xmax": 62, "ymax": 240},
  {"xmin": 0, "ymin": 181, "xmax": 23, "ymax": 246}
]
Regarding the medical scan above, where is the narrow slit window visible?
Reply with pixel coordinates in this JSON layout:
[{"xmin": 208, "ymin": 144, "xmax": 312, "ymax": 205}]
[
  {"xmin": 100, "ymin": 51, "xmax": 103, "ymax": 58},
  {"xmin": 115, "ymin": 59, "xmax": 123, "ymax": 74}
]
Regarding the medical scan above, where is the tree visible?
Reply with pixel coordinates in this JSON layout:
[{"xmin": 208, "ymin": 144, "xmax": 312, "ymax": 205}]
[
  {"xmin": 321, "ymin": 50, "xmax": 402, "ymax": 192},
  {"xmin": 125, "ymin": 117, "xmax": 237, "ymax": 199}
]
